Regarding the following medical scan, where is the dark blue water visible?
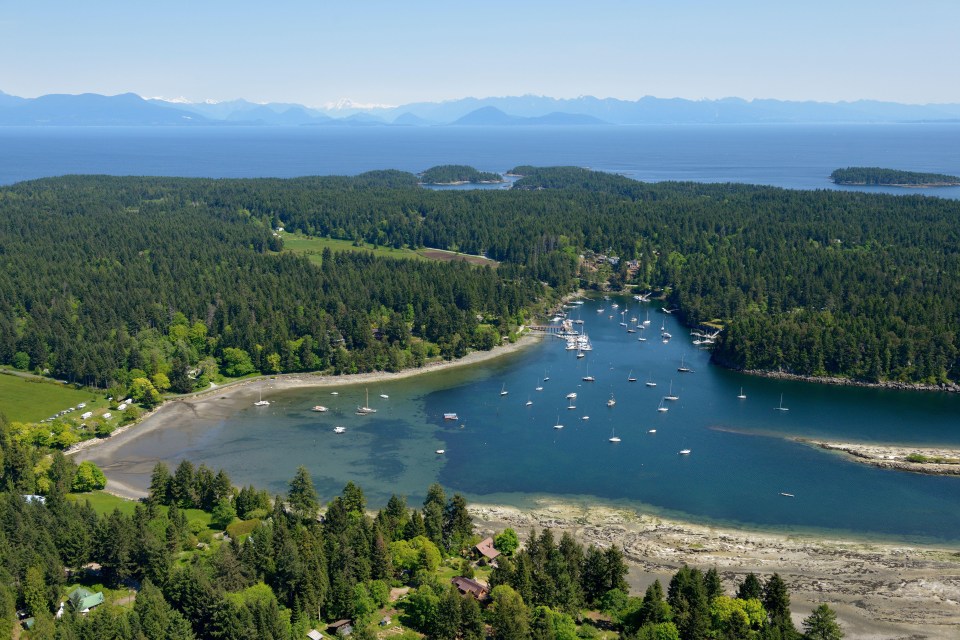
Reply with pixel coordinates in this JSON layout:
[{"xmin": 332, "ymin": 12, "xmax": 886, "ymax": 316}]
[
  {"xmin": 89, "ymin": 298, "xmax": 960, "ymax": 544},
  {"xmin": 2, "ymin": 124, "xmax": 960, "ymax": 198}
]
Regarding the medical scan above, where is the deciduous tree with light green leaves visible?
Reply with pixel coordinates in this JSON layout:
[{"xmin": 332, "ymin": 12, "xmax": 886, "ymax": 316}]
[{"xmin": 71, "ymin": 460, "xmax": 107, "ymax": 492}]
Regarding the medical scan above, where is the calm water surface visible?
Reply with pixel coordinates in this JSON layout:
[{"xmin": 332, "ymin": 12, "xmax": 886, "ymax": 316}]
[
  {"xmin": 2, "ymin": 124, "xmax": 960, "ymax": 198},
  {"xmin": 103, "ymin": 298, "xmax": 960, "ymax": 544}
]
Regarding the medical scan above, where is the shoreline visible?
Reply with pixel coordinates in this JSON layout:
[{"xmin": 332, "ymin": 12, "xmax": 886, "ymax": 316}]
[
  {"xmin": 68, "ymin": 330, "xmax": 546, "ymax": 464},
  {"xmin": 470, "ymin": 500, "xmax": 960, "ymax": 640},
  {"xmin": 798, "ymin": 439, "xmax": 960, "ymax": 477},
  {"xmin": 733, "ymin": 366, "xmax": 960, "ymax": 394}
]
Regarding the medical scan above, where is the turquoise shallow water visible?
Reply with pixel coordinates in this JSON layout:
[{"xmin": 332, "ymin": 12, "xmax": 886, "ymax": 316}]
[{"xmin": 98, "ymin": 297, "xmax": 960, "ymax": 544}]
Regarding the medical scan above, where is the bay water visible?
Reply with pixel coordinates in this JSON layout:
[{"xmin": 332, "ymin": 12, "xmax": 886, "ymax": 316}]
[{"xmin": 97, "ymin": 298, "xmax": 960, "ymax": 544}]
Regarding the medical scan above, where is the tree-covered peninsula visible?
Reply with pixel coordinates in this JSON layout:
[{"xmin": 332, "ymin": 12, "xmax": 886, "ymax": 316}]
[
  {"xmin": 1, "ymin": 168, "xmax": 958, "ymax": 398},
  {"xmin": 830, "ymin": 166, "xmax": 960, "ymax": 186},
  {"xmin": 419, "ymin": 165, "xmax": 503, "ymax": 185}
]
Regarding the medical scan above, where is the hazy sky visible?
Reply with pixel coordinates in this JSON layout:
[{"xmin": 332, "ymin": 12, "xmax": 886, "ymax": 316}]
[{"xmin": 3, "ymin": 1, "xmax": 958, "ymax": 106}]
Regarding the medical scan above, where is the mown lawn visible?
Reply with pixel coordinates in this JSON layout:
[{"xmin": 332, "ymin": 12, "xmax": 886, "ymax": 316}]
[{"xmin": 0, "ymin": 372, "xmax": 105, "ymax": 423}]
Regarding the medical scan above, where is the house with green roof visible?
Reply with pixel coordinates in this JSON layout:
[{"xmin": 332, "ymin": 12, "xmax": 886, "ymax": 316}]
[{"xmin": 68, "ymin": 586, "xmax": 104, "ymax": 613}]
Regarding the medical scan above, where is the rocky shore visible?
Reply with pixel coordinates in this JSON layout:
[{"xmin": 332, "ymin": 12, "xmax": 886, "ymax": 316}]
[
  {"xmin": 799, "ymin": 439, "xmax": 960, "ymax": 477},
  {"xmin": 470, "ymin": 500, "xmax": 960, "ymax": 640},
  {"xmin": 737, "ymin": 368, "xmax": 960, "ymax": 394}
]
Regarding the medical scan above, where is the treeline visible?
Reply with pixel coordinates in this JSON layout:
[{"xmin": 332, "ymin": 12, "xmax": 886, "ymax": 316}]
[
  {"xmin": 420, "ymin": 165, "xmax": 503, "ymax": 184},
  {"xmin": 3, "ymin": 169, "xmax": 959, "ymax": 390},
  {"xmin": 830, "ymin": 167, "xmax": 960, "ymax": 186},
  {"xmin": 0, "ymin": 176, "xmax": 545, "ymax": 395}
]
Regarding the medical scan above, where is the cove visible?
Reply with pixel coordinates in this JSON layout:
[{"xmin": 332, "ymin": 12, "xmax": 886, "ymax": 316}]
[{"xmin": 90, "ymin": 296, "xmax": 960, "ymax": 544}]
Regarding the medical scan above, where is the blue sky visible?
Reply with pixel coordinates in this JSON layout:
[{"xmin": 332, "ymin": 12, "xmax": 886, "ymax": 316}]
[{"xmin": 3, "ymin": 1, "xmax": 958, "ymax": 106}]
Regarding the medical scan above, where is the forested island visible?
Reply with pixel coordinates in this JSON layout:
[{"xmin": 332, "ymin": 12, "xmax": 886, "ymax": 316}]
[
  {"xmin": 419, "ymin": 165, "xmax": 504, "ymax": 185},
  {"xmin": 830, "ymin": 166, "xmax": 960, "ymax": 186}
]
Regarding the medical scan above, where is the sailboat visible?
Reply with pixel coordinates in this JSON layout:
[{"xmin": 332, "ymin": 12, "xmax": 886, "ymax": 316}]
[
  {"xmin": 609, "ymin": 428, "xmax": 621, "ymax": 443},
  {"xmin": 637, "ymin": 326, "xmax": 647, "ymax": 342},
  {"xmin": 582, "ymin": 364, "xmax": 595, "ymax": 382},
  {"xmin": 677, "ymin": 356, "xmax": 692, "ymax": 373},
  {"xmin": 567, "ymin": 398, "xmax": 577, "ymax": 410},
  {"xmin": 657, "ymin": 398, "xmax": 668, "ymax": 413},
  {"xmin": 535, "ymin": 378, "xmax": 544, "ymax": 391},
  {"xmin": 254, "ymin": 384, "xmax": 270, "ymax": 406},
  {"xmin": 775, "ymin": 394, "xmax": 789, "ymax": 411},
  {"xmin": 643, "ymin": 310, "xmax": 651, "ymax": 326},
  {"xmin": 357, "ymin": 389, "xmax": 377, "ymax": 414},
  {"xmin": 553, "ymin": 414, "xmax": 564, "ymax": 429},
  {"xmin": 627, "ymin": 370, "xmax": 637, "ymax": 382},
  {"xmin": 678, "ymin": 449, "xmax": 691, "ymax": 455},
  {"xmin": 500, "ymin": 384, "xmax": 509, "ymax": 397},
  {"xmin": 737, "ymin": 387, "xmax": 747, "ymax": 400},
  {"xmin": 664, "ymin": 380, "xmax": 679, "ymax": 401},
  {"xmin": 543, "ymin": 370, "xmax": 550, "ymax": 382},
  {"xmin": 525, "ymin": 396, "xmax": 533, "ymax": 407},
  {"xmin": 606, "ymin": 394, "xmax": 616, "ymax": 407},
  {"xmin": 645, "ymin": 373, "xmax": 657, "ymax": 387},
  {"xmin": 379, "ymin": 390, "xmax": 389, "ymax": 399}
]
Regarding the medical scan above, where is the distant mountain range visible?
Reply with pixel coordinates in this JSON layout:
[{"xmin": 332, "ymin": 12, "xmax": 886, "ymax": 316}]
[{"xmin": 2, "ymin": 89, "xmax": 960, "ymax": 126}]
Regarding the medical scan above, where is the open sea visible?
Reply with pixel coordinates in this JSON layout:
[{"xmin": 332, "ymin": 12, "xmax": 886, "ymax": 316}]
[{"xmin": 9, "ymin": 123, "xmax": 960, "ymax": 542}]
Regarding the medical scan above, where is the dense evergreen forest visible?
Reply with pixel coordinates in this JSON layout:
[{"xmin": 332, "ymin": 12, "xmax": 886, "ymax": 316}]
[
  {"xmin": 420, "ymin": 165, "xmax": 503, "ymax": 184},
  {"xmin": 0, "ymin": 413, "xmax": 840, "ymax": 640},
  {"xmin": 830, "ymin": 167, "xmax": 960, "ymax": 186},
  {"xmin": 1, "ymin": 167, "xmax": 958, "ymax": 400}
]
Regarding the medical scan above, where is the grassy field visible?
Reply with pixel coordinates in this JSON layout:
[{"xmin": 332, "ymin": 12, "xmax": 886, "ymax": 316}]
[
  {"xmin": 68, "ymin": 491, "xmax": 214, "ymax": 532},
  {"xmin": 281, "ymin": 232, "xmax": 498, "ymax": 266},
  {"xmin": 0, "ymin": 371, "xmax": 106, "ymax": 423},
  {"xmin": 281, "ymin": 233, "xmax": 424, "ymax": 263}
]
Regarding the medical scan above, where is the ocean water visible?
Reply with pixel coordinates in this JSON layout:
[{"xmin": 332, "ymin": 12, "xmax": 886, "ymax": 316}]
[
  {"xmin": 88, "ymin": 298, "xmax": 960, "ymax": 544},
  {"xmin": 1, "ymin": 124, "xmax": 960, "ymax": 198}
]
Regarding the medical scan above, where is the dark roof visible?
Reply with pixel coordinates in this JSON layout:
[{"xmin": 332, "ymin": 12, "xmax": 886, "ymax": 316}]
[
  {"xmin": 328, "ymin": 620, "xmax": 352, "ymax": 629},
  {"xmin": 475, "ymin": 536, "xmax": 501, "ymax": 559},
  {"xmin": 451, "ymin": 576, "xmax": 489, "ymax": 598}
]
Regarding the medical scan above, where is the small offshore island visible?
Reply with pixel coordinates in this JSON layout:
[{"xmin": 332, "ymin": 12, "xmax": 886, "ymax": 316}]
[
  {"xmin": 830, "ymin": 166, "xmax": 960, "ymax": 187},
  {"xmin": 418, "ymin": 164, "xmax": 505, "ymax": 185}
]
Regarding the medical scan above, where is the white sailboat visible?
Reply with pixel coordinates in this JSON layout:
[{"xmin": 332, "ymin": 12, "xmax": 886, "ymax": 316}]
[
  {"xmin": 775, "ymin": 394, "xmax": 789, "ymax": 411},
  {"xmin": 678, "ymin": 449, "xmax": 691, "ymax": 455},
  {"xmin": 645, "ymin": 373, "xmax": 657, "ymax": 387},
  {"xmin": 609, "ymin": 428, "xmax": 621, "ymax": 443},
  {"xmin": 627, "ymin": 370, "xmax": 637, "ymax": 382},
  {"xmin": 525, "ymin": 396, "xmax": 533, "ymax": 407},
  {"xmin": 677, "ymin": 355, "xmax": 692, "ymax": 373},
  {"xmin": 379, "ymin": 390, "xmax": 389, "ymax": 399},
  {"xmin": 643, "ymin": 310, "xmax": 651, "ymax": 326},
  {"xmin": 582, "ymin": 364, "xmax": 595, "ymax": 382},
  {"xmin": 606, "ymin": 394, "xmax": 616, "ymax": 407},
  {"xmin": 664, "ymin": 381, "xmax": 679, "ymax": 401},
  {"xmin": 657, "ymin": 398, "xmax": 668, "ymax": 413},
  {"xmin": 357, "ymin": 389, "xmax": 377, "ymax": 414},
  {"xmin": 500, "ymin": 384, "xmax": 509, "ymax": 396},
  {"xmin": 737, "ymin": 387, "xmax": 747, "ymax": 400},
  {"xmin": 553, "ymin": 414, "xmax": 564, "ymax": 429},
  {"xmin": 254, "ymin": 385, "xmax": 270, "ymax": 406}
]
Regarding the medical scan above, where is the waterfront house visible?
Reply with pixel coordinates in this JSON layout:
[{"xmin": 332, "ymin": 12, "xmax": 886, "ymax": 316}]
[{"xmin": 474, "ymin": 536, "xmax": 501, "ymax": 562}]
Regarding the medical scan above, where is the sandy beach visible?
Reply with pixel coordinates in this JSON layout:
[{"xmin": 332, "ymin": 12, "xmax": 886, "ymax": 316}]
[{"xmin": 470, "ymin": 501, "xmax": 960, "ymax": 640}]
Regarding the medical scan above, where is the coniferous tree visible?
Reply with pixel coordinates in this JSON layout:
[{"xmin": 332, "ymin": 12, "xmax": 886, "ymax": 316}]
[{"xmin": 287, "ymin": 466, "xmax": 320, "ymax": 521}]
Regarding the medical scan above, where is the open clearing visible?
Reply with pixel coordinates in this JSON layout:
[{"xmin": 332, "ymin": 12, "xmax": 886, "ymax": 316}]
[{"xmin": 0, "ymin": 372, "xmax": 104, "ymax": 423}]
